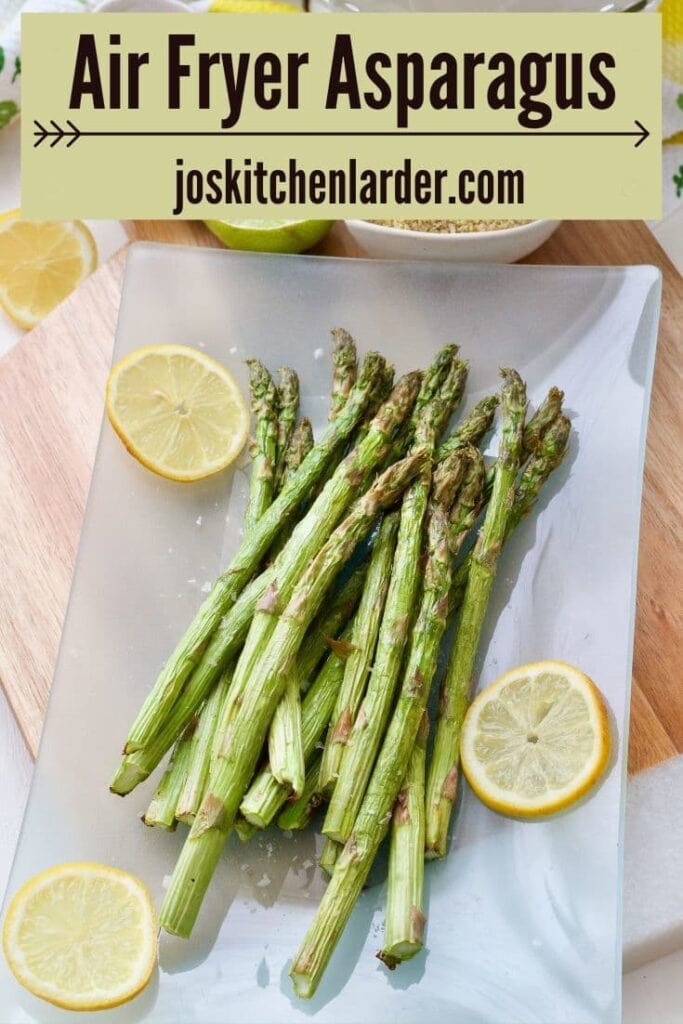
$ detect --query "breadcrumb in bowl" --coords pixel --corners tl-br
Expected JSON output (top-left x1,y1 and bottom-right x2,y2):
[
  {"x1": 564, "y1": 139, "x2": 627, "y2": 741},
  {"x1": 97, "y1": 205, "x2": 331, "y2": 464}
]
[
  {"x1": 373, "y1": 219, "x2": 529, "y2": 233},
  {"x1": 344, "y1": 218, "x2": 562, "y2": 263}
]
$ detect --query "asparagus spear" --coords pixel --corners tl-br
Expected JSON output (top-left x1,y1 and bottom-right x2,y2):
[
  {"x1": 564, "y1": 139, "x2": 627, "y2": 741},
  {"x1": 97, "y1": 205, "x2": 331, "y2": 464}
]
[
  {"x1": 209, "y1": 373, "x2": 423, "y2": 778},
  {"x1": 269, "y1": 418, "x2": 316, "y2": 559},
  {"x1": 318, "y1": 512, "x2": 399, "y2": 794},
  {"x1": 159, "y1": 448, "x2": 429, "y2": 939},
  {"x1": 167, "y1": 379, "x2": 291, "y2": 823},
  {"x1": 276, "y1": 758, "x2": 324, "y2": 831},
  {"x1": 266, "y1": 518, "x2": 363, "y2": 800},
  {"x1": 273, "y1": 367, "x2": 300, "y2": 492},
  {"x1": 434, "y1": 412, "x2": 572, "y2": 837},
  {"x1": 435, "y1": 394, "x2": 499, "y2": 462},
  {"x1": 135, "y1": 378, "x2": 289, "y2": 805},
  {"x1": 269, "y1": 670, "x2": 306, "y2": 797},
  {"x1": 240, "y1": 623, "x2": 353, "y2": 829},
  {"x1": 110, "y1": 572, "x2": 263, "y2": 796},
  {"x1": 318, "y1": 837, "x2": 341, "y2": 878},
  {"x1": 343, "y1": 361, "x2": 395, "y2": 452},
  {"x1": 410, "y1": 344, "x2": 458, "y2": 427},
  {"x1": 142, "y1": 724, "x2": 195, "y2": 831},
  {"x1": 461, "y1": 403, "x2": 570, "y2": 580},
  {"x1": 522, "y1": 386, "x2": 564, "y2": 456},
  {"x1": 442, "y1": 385, "x2": 569, "y2": 619},
  {"x1": 121, "y1": 352, "x2": 386, "y2": 755},
  {"x1": 111, "y1": 562, "x2": 366, "y2": 799},
  {"x1": 512, "y1": 413, "x2": 571, "y2": 528},
  {"x1": 174, "y1": 671, "x2": 231, "y2": 825},
  {"x1": 378, "y1": 710, "x2": 429, "y2": 969},
  {"x1": 280, "y1": 418, "x2": 314, "y2": 489},
  {"x1": 430, "y1": 358, "x2": 468, "y2": 439},
  {"x1": 290, "y1": 452, "x2": 467, "y2": 998},
  {"x1": 296, "y1": 568, "x2": 365, "y2": 692},
  {"x1": 323, "y1": 448, "x2": 485, "y2": 844},
  {"x1": 424, "y1": 369, "x2": 527, "y2": 860},
  {"x1": 244, "y1": 360, "x2": 279, "y2": 535},
  {"x1": 215, "y1": 567, "x2": 364, "y2": 789},
  {"x1": 329, "y1": 329, "x2": 357, "y2": 419},
  {"x1": 148, "y1": 375, "x2": 295, "y2": 816},
  {"x1": 387, "y1": 345, "x2": 461, "y2": 461},
  {"x1": 272, "y1": 348, "x2": 458, "y2": 802},
  {"x1": 179, "y1": 372, "x2": 408, "y2": 773},
  {"x1": 320, "y1": 360, "x2": 481, "y2": 844},
  {"x1": 234, "y1": 818, "x2": 256, "y2": 843}
]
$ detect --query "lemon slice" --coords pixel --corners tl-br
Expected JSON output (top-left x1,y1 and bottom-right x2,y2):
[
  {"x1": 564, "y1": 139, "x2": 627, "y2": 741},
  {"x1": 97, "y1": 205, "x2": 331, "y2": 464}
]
[
  {"x1": 662, "y1": 0, "x2": 683, "y2": 84},
  {"x1": 209, "y1": 0, "x2": 301, "y2": 12},
  {"x1": 205, "y1": 218, "x2": 334, "y2": 254},
  {"x1": 2, "y1": 862, "x2": 157, "y2": 1011},
  {"x1": 0, "y1": 218, "x2": 97, "y2": 329},
  {"x1": 460, "y1": 660, "x2": 611, "y2": 818},
  {"x1": 106, "y1": 344, "x2": 249, "y2": 482}
]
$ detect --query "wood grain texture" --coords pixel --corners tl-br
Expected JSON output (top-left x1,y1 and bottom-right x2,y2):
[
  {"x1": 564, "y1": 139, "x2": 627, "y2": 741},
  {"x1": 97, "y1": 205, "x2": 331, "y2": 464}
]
[
  {"x1": 0, "y1": 253, "x2": 125, "y2": 755},
  {"x1": 0, "y1": 220, "x2": 680, "y2": 774}
]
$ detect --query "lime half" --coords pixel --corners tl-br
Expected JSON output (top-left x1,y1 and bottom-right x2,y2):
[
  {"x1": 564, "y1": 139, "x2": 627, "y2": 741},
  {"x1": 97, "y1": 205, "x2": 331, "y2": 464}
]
[{"x1": 205, "y1": 219, "x2": 334, "y2": 255}]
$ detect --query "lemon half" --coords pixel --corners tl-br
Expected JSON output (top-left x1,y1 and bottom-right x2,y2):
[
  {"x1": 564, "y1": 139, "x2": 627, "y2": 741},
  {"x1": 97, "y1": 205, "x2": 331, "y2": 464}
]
[
  {"x1": 106, "y1": 344, "x2": 249, "y2": 482},
  {"x1": 460, "y1": 660, "x2": 611, "y2": 818},
  {"x1": 0, "y1": 218, "x2": 97, "y2": 330},
  {"x1": 2, "y1": 863, "x2": 157, "y2": 1011}
]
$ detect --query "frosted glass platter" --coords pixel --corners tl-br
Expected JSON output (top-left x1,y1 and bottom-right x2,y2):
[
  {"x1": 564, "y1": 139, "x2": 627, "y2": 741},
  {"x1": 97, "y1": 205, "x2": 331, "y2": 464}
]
[{"x1": 0, "y1": 247, "x2": 661, "y2": 1024}]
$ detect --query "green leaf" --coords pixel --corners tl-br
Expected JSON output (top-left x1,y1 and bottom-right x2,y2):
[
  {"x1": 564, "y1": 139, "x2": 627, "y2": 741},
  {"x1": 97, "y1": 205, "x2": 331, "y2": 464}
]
[
  {"x1": 677, "y1": 94, "x2": 683, "y2": 112},
  {"x1": 0, "y1": 47, "x2": 5, "y2": 74},
  {"x1": 12, "y1": 56, "x2": 21, "y2": 84},
  {"x1": 674, "y1": 166, "x2": 683, "y2": 200},
  {"x1": 0, "y1": 100, "x2": 18, "y2": 129}
]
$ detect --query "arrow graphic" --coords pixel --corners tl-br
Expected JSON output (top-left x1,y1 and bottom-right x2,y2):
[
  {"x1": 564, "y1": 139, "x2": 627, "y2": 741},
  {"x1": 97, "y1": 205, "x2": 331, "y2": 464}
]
[
  {"x1": 33, "y1": 120, "x2": 82, "y2": 148},
  {"x1": 34, "y1": 119, "x2": 651, "y2": 149}
]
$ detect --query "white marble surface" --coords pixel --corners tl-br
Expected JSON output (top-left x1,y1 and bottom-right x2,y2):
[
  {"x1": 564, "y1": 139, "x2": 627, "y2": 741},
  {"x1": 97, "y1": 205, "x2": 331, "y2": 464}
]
[
  {"x1": 0, "y1": 688, "x2": 31, "y2": 899},
  {"x1": 623, "y1": 758, "x2": 683, "y2": 972}
]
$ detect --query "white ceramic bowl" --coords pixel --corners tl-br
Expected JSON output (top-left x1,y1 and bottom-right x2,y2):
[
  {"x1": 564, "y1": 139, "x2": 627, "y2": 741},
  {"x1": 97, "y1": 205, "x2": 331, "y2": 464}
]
[
  {"x1": 94, "y1": 0, "x2": 188, "y2": 12},
  {"x1": 344, "y1": 218, "x2": 561, "y2": 263}
]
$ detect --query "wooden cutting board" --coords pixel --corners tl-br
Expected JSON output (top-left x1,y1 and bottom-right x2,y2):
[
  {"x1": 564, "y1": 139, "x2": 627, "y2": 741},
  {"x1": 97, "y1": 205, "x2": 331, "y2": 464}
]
[{"x1": 0, "y1": 219, "x2": 681, "y2": 776}]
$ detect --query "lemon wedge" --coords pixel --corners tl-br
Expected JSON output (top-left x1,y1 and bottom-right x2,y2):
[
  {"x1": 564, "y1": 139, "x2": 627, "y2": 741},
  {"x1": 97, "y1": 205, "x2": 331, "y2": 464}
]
[
  {"x1": 0, "y1": 218, "x2": 97, "y2": 329},
  {"x1": 205, "y1": 218, "x2": 334, "y2": 254},
  {"x1": 2, "y1": 863, "x2": 157, "y2": 1011},
  {"x1": 460, "y1": 660, "x2": 611, "y2": 818},
  {"x1": 106, "y1": 344, "x2": 249, "y2": 482}
]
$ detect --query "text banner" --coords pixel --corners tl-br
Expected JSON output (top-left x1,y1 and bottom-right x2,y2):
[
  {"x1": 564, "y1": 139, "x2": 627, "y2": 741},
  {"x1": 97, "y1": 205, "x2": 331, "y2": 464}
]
[{"x1": 21, "y1": 13, "x2": 661, "y2": 219}]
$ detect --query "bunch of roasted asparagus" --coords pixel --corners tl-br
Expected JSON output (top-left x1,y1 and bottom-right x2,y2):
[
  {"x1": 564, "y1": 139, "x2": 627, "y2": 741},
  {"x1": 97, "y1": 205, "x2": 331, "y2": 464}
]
[{"x1": 111, "y1": 332, "x2": 570, "y2": 998}]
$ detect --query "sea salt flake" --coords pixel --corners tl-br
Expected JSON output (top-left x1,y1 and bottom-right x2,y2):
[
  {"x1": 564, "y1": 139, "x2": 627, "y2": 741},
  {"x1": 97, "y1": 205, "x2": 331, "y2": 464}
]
[
  {"x1": 313, "y1": 347, "x2": 324, "y2": 360},
  {"x1": 256, "y1": 874, "x2": 271, "y2": 888},
  {"x1": 201, "y1": 581, "x2": 211, "y2": 594},
  {"x1": 196, "y1": 516, "x2": 203, "y2": 526}
]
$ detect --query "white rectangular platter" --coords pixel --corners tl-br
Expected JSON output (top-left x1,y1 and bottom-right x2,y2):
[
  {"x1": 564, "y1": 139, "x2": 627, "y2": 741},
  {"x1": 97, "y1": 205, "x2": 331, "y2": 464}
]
[{"x1": 0, "y1": 246, "x2": 661, "y2": 1024}]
